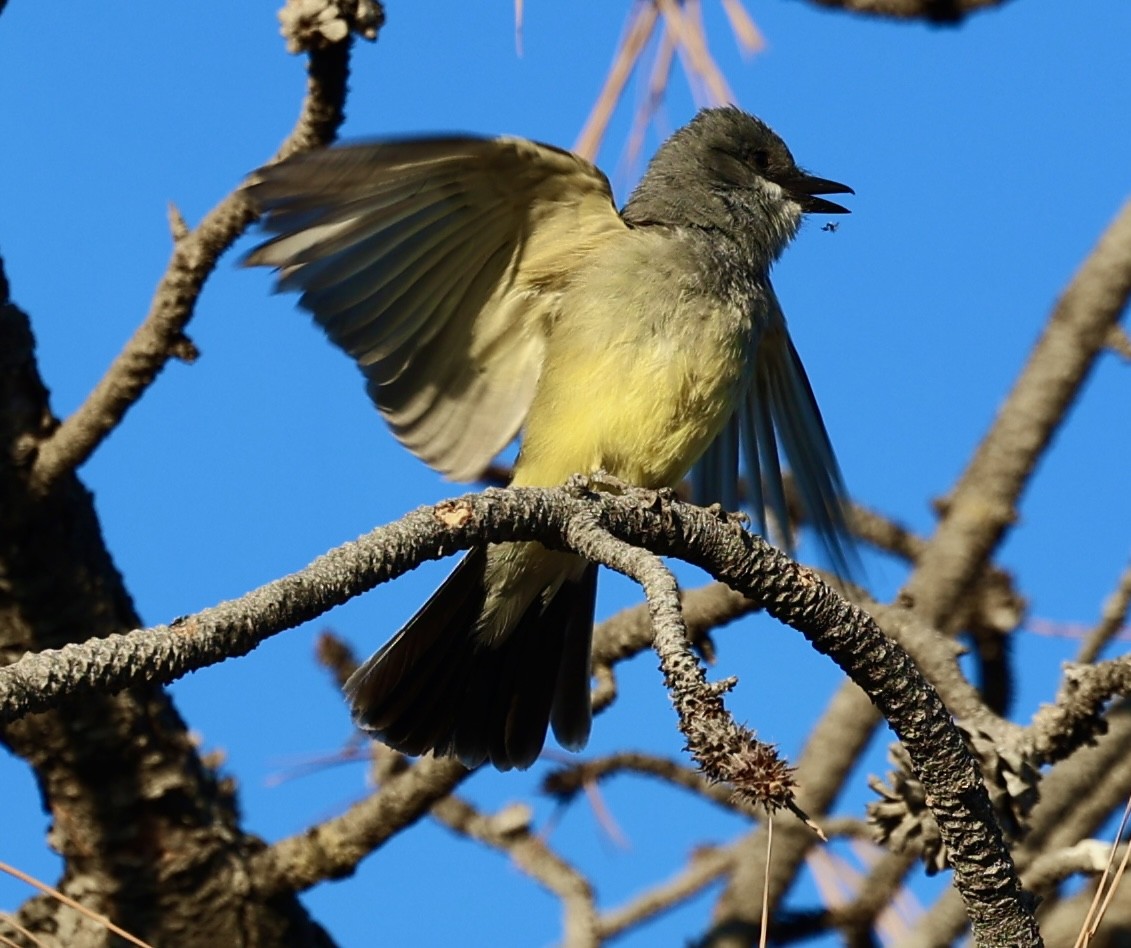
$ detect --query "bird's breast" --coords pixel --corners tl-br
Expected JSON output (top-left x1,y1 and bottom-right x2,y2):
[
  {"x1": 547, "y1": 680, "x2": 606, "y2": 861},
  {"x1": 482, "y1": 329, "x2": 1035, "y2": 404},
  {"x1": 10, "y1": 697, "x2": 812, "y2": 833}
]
[{"x1": 512, "y1": 229, "x2": 760, "y2": 489}]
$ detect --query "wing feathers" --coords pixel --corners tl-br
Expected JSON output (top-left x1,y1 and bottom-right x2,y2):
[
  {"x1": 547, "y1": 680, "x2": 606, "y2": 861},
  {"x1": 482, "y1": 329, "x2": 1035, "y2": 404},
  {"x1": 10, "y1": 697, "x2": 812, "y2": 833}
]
[
  {"x1": 738, "y1": 403, "x2": 767, "y2": 539},
  {"x1": 246, "y1": 136, "x2": 624, "y2": 481},
  {"x1": 313, "y1": 206, "x2": 504, "y2": 361},
  {"x1": 763, "y1": 336, "x2": 854, "y2": 574},
  {"x1": 692, "y1": 323, "x2": 853, "y2": 575},
  {"x1": 751, "y1": 374, "x2": 790, "y2": 550}
]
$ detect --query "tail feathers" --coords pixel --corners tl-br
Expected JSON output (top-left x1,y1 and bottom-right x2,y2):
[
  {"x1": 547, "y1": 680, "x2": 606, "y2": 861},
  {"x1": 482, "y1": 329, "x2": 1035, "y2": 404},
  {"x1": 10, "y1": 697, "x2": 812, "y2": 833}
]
[
  {"x1": 478, "y1": 562, "x2": 597, "y2": 767},
  {"x1": 345, "y1": 551, "x2": 598, "y2": 771},
  {"x1": 550, "y1": 564, "x2": 598, "y2": 750},
  {"x1": 346, "y1": 548, "x2": 489, "y2": 755}
]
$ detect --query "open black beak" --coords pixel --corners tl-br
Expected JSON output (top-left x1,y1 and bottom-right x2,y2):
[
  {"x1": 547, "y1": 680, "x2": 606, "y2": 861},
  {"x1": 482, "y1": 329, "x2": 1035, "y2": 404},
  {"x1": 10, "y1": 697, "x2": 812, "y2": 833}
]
[{"x1": 786, "y1": 172, "x2": 854, "y2": 215}]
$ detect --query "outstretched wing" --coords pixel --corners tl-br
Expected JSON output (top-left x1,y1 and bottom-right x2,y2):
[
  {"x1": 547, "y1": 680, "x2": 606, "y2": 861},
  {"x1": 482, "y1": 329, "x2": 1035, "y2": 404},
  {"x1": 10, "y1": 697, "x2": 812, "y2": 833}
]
[
  {"x1": 691, "y1": 291, "x2": 855, "y2": 576},
  {"x1": 245, "y1": 136, "x2": 626, "y2": 481}
]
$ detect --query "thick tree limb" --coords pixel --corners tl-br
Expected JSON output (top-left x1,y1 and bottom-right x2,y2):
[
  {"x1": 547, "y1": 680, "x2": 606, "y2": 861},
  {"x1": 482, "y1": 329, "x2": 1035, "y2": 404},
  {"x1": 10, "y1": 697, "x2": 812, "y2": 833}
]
[{"x1": 0, "y1": 485, "x2": 1039, "y2": 943}]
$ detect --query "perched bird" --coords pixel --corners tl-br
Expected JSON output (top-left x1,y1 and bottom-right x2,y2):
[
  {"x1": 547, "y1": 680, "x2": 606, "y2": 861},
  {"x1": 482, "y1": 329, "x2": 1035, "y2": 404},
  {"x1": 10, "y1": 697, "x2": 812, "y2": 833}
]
[{"x1": 246, "y1": 106, "x2": 854, "y2": 770}]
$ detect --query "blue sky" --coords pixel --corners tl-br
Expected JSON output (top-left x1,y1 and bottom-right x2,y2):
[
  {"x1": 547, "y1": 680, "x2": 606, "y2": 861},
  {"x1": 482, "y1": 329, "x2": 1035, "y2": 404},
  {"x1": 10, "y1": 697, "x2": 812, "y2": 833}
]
[{"x1": 2, "y1": 1, "x2": 1130, "y2": 944}]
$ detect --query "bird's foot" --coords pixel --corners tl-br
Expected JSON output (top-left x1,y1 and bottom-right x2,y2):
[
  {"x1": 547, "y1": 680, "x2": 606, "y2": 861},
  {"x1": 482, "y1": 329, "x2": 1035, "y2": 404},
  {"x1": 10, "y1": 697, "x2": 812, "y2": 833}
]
[
  {"x1": 705, "y1": 503, "x2": 750, "y2": 527},
  {"x1": 567, "y1": 469, "x2": 632, "y2": 496}
]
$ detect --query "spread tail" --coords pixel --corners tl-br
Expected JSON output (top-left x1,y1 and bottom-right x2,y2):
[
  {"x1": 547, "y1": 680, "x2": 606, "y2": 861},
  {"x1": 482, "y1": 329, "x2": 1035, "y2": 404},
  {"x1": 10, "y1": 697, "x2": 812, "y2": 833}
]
[{"x1": 345, "y1": 548, "x2": 598, "y2": 770}]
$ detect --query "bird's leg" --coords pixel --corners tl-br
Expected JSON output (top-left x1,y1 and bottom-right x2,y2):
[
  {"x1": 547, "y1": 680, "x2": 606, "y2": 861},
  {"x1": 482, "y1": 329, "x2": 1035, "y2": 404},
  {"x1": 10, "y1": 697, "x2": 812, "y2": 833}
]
[{"x1": 565, "y1": 470, "x2": 684, "y2": 516}]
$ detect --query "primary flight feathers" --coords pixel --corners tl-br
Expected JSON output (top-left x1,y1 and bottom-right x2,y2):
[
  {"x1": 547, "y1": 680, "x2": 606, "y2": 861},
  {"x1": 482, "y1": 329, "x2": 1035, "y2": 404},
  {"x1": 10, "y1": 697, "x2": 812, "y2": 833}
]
[{"x1": 247, "y1": 137, "x2": 625, "y2": 481}]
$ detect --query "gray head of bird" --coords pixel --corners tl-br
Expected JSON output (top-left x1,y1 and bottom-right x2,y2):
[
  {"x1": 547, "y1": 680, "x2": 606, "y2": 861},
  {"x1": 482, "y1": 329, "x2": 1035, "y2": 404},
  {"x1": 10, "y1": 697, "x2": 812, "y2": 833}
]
[{"x1": 622, "y1": 106, "x2": 853, "y2": 266}]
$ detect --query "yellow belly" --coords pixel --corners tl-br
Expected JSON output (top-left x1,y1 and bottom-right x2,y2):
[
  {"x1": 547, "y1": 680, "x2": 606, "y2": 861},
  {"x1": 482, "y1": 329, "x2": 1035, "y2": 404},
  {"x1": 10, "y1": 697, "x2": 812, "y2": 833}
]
[{"x1": 512, "y1": 320, "x2": 745, "y2": 490}]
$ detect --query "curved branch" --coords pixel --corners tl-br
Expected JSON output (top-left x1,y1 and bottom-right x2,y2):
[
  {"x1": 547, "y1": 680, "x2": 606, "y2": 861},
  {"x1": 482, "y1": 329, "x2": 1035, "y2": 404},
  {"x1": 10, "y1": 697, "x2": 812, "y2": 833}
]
[
  {"x1": 562, "y1": 503, "x2": 797, "y2": 813},
  {"x1": 713, "y1": 196, "x2": 1131, "y2": 941},
  {"x1": 250, "y1": 754, "x2": 468, "y2": 895},
  {"x1": 599, "y1": 844, "x2": 738, "y2": 938},
  {"x1": 431, "y1": 795, "x2": 599, "y2": 947},
  {"x1": 0, "y1": 485, "x2": 1038, "y2": 942},
  {"x1": 544, "y1": 751, "x2": 740, "y2": 812},
  {"x1": 1027, "y1": 658, "x2": 1131, "y2": 763}
]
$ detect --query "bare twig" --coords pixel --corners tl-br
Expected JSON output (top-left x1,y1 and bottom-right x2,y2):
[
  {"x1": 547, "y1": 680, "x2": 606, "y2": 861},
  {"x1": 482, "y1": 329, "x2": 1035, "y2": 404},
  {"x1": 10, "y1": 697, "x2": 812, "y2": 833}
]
[
  {"x1": 904, "y1": 198, "x2": 1131, "y2": 628},
  {"x1": 720, "y1": 0, "x2": 764, "y2": 54},
  {"x1": 432, "y1": 796, "x2": 599, "y2": 947},
  {"x1": 561, "y1": 499, "x2": 799, "y2": 814},
  {"x1": 621, "y1": 17, "x2": 677, "y2": 173},
  {"x1": 544, "y1": 751, "x2": 739, "y2": 811},
  {"x1": 1106, "y1": 323, "x2": 1131, "y2": 360},
  {"x1": 250, "y1": 754, "x2": 468, "y2": 896},
  {"x1": 0, "y1": 861, "x2": 153, "y2": 948},
  {"x1": 1077, "y1": 556, "x2": 1131, "y2": 663},
  {"x1": 28, "y1": 2, "x2": 379, "y2": 493},
  {"x1": 599, "y1": 844, "x2": 738, "y2": 938},
  {"x1": 1027, "y1": 657, "x2": 1131, "y2": 764},
  {"x1": 0, "y1": 911, "x2": 49, "y2": 948},
  {"x1": 655, "y1": 0, "x2": 734, "y2": 105},
  {"x1": 1073, "y1": 797, "x2": 1131, "y2": 947},
  {"x1": 575, "y1": 3, "x2": 660, "y2": 161}
]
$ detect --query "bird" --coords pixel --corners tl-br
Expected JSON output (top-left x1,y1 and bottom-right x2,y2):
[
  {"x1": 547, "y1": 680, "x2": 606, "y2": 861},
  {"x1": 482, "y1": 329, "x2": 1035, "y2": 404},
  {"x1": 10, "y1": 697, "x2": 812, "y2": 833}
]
[{"x1": 245, "y1": 106, "x2": 854, "y2": 771}]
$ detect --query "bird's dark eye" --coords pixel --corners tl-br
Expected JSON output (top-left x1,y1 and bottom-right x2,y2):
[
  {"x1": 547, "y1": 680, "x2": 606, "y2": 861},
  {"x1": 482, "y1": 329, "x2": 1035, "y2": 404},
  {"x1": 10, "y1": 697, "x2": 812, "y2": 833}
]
[{"x1": 751, "y1": 149, "x2": 770, "y2": 171}]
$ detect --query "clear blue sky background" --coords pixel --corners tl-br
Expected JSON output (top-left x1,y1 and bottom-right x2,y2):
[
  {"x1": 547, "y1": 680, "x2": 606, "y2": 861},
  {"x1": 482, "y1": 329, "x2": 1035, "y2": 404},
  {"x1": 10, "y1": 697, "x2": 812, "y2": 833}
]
[{"x1": 2, "y1": 1, "x2": 1130, "y2": 944}]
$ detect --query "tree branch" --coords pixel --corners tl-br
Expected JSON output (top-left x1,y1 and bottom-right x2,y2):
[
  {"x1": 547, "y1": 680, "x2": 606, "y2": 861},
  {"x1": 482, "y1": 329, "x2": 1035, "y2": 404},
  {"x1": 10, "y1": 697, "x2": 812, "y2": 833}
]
[
  {"x1": 431, "y1": 796, "x2": 599, "y2": 948},
  {"x1": 0, "y1": 485, "x2": 1039, "y2": 942},
  {"x1": 250, "y1": 754, "x2": 468, "y2": 895},
  {"x1": 904, "y1": 198, "x2": 1131, "y2": 626},
  {"x1": 28, "y1": 1, "x2": 381, "y2": 494}
]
